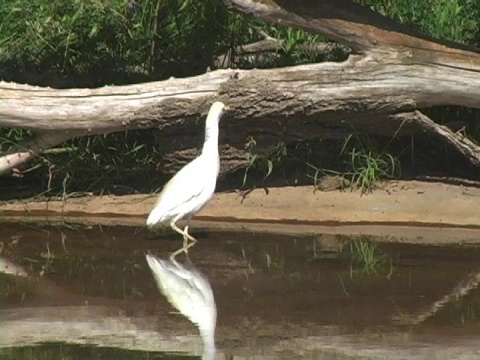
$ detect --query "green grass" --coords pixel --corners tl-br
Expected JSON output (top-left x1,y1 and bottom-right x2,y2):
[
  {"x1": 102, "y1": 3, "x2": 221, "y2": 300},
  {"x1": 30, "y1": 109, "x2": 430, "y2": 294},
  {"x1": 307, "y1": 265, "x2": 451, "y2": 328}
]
[
  {"x1": 0, "y1": 129, "x2": 169, "y2": 200},
  {"x1": 0, "y1": 0, "x2": 332, "y2": 86},
  {"x1": 341, "y1": 133, "x2": 401, "y2": 195},
  {"x1": 301, "y1": 132, "x2": 401, "y2": 195},
  {"x1": 357, "y1": 0, "x2": 479, "y2": 45}
]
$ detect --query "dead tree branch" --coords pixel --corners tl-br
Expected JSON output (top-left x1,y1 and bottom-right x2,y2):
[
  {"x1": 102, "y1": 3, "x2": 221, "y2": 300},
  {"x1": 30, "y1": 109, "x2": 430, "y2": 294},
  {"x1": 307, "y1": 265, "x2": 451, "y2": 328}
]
[{"x1": 0, "y1": 0, "x2": 479, "y2": 175}]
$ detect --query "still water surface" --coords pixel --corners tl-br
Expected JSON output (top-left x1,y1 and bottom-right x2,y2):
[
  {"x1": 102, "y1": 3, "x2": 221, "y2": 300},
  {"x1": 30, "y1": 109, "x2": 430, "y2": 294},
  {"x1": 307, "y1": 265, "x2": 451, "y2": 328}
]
[{"x1": 1, "y1": 222, "x2": 480, "y2": 359}]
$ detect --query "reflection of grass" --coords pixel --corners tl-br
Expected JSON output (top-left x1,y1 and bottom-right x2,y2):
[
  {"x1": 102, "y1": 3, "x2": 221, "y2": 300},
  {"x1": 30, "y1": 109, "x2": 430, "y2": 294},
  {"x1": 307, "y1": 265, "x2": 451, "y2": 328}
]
[
  {"x1": 240, "y1": 246, "x2": 301, "y2": 289},
  {"x1": 349, "y1": 238, "x2": 394, "y2": 278},
  {"x1": 263, "y1": 249, "x2": 301, "y2": 288}
]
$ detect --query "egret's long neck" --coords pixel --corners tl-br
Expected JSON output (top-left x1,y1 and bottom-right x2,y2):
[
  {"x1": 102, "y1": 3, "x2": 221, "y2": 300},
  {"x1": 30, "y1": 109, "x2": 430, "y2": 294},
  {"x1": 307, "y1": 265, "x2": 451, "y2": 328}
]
[
  {"x1": 201, "y1": 113, "x2": 220, "y2": 156},
  {"x1": 199, "y1": 322, "x2": 216, "y2": 360}
]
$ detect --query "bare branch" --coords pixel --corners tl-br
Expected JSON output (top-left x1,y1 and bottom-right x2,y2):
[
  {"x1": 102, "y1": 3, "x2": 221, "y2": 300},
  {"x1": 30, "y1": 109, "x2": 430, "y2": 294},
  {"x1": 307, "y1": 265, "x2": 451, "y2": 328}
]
[
  {"x1": 0, "y1": 130, "x2": 88, "y2": 175},
  {"x1": 412, "y1": 112, "x2": 480, "y2": 167},
  {"x1": 223, "y1": 0, "x2": 480, "y2": 63}
]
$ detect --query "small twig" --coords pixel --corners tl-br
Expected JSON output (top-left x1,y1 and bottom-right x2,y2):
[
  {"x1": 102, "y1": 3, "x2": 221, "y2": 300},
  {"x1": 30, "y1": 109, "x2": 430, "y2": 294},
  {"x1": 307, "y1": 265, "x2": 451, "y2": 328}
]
[
  {"x1": 0, "y1": 130, "x2": 89, "y2": 175},
  {"x1": 215, "y1": 26, "x2": 343, "y2": 68}
]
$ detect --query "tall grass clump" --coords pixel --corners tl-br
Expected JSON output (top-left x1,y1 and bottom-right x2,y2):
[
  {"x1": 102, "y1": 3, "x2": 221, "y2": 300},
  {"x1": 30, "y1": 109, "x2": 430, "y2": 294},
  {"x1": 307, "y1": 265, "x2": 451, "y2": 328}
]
[{"x1": 341, "y1": 133, "x2": 401, "y2": 195}]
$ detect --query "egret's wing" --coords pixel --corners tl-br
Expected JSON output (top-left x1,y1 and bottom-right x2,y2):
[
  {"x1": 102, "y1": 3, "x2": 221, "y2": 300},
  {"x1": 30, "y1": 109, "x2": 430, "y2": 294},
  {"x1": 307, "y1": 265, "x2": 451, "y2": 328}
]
[{"x1": 148, "y1": 157, "x2": 211, "y2": 223}]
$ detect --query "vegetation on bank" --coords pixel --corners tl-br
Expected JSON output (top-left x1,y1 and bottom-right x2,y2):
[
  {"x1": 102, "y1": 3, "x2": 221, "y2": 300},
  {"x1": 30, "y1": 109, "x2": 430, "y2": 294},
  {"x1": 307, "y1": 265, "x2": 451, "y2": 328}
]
[{"x1": 0, "y1": 0, "x2": 479, "y2": 199}]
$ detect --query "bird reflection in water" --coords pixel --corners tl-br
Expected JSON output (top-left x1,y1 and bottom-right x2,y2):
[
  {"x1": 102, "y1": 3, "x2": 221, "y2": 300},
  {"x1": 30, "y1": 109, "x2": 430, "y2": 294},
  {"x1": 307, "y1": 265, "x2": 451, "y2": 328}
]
[{"x1": 146, "y1": 253, "x2": 217, "y2": 360}]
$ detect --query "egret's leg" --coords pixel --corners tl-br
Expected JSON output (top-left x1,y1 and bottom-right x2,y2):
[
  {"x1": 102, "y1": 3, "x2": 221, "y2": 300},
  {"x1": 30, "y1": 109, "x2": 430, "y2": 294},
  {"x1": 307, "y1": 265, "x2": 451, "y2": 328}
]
[
  {"x1": 176, "y1": 217, "x2": 194, "y2": 249},
  {"x1": 182, "y1": 225, "x2": 189, "y2": 249},
  {"x1": 170, "y1": 221, "x2": 187, "y2": 239},
  {"x1": 169, "y1": 218, "x2": 198, "y2": 261},
  {"x1": 169, "y1": 218, "x2": 188, "y2": 261},
  {"x1": 183, "y1": 217, "x2": 196, "y2": 244},
  {"x1": 183, "y1": 223, "x2": 197, "y2": 248},
  {"x1": 172, "y1": 226, "x2": 198, "y2": 256}
]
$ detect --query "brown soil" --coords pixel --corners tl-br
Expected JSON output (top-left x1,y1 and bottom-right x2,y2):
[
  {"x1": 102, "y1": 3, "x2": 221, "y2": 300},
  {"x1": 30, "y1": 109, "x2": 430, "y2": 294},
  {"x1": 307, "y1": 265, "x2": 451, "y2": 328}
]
[{"x1": 1, "y1": 180, "x2": 479, "y2": 244}]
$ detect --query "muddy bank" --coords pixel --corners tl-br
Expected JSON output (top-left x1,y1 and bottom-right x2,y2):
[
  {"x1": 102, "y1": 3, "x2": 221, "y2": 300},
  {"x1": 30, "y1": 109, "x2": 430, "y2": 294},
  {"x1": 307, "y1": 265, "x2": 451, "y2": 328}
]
[{"x1": 0, "y1": 181, "x2": 479, "y2": 244}]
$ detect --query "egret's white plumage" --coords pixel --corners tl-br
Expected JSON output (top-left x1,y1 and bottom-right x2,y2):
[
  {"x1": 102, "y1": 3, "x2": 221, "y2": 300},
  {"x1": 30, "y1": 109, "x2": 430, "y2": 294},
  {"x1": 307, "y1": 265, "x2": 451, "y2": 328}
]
[
  {"x1": 146, "y1": 253, "x2": 216, "y2": 360},
  {"x1": 147, "y1": 101, "x2": 227, "y2": 260}
]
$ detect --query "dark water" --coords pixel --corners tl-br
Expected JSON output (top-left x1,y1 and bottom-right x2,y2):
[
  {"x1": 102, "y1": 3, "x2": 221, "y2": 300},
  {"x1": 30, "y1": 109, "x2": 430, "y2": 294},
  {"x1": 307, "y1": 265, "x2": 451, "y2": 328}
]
[{"x1": 1, "y1": 222, "x2": 480, "y2": 359}]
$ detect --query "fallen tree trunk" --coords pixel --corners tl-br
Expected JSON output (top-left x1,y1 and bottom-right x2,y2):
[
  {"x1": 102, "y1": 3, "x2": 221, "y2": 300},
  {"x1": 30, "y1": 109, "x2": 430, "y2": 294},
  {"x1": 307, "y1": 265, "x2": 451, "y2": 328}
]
[{"x1": 0, "y1": 0, "x2": 479, "y2": 176}]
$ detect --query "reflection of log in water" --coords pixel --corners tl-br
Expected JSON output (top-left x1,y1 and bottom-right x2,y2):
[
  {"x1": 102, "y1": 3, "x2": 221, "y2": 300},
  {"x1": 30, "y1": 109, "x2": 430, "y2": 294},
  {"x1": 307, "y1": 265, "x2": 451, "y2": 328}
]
[
  {"x1": 0, "y1": 255, "x2": 84, "y2": 303},
  {"x1": 393, "y1": 269, "x2": 480, "y2": 325}
]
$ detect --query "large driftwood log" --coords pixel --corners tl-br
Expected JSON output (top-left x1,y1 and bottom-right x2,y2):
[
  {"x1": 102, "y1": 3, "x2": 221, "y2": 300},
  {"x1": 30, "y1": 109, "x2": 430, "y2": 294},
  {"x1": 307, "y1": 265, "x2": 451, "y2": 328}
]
[{"x1": 0, "y1": 0, "x2": 479, "y2": 176}]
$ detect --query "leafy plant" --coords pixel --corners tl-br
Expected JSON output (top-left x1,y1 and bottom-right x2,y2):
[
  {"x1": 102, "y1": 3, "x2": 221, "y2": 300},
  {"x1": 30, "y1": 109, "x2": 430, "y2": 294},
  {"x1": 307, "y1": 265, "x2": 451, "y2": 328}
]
[
  {"x1": 241, "y1": 140, "x2": 288, "y2": 188},
  {"x1": 341, "y1": 133, "x2": 401, "y2": 195}
]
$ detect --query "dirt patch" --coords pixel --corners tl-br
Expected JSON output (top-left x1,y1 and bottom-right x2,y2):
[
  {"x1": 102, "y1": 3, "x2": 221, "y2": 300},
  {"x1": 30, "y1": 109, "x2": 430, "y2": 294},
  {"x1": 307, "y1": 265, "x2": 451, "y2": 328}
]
[{"x1": 1, "y1": 180, "x2": 479, "y2": 244}]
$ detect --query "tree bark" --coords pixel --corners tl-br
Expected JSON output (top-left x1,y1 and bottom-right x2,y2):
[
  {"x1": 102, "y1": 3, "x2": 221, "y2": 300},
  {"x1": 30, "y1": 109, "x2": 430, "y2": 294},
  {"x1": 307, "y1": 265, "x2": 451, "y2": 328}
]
[{"x1": 0, "y1": 0, "x2": 479, "y2": 175}]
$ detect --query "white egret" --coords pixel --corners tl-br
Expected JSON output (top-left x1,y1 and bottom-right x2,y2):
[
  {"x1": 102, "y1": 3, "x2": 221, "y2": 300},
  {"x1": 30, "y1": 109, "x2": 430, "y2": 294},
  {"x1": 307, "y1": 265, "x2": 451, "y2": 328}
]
[
  {"x1": 146, "y1": 253, "x2": 217, "y2": 360},
  {"x1": 146, "y1": 102, "x2": 228, "y2": 260}
]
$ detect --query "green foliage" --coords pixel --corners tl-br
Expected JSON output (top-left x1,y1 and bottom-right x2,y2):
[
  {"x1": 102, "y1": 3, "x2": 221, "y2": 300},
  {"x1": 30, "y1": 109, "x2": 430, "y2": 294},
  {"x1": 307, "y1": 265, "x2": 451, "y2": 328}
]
[
  {"x1": 0, "y1": 0, "x2": 228, "y2": 86},
  {"x1": 1, "y1": 0, "x2": 475, "y2": 86},
  {"x1": 341, "y1": 133, "x2": 401, "y2": 195},
  {"x1": 299, "y1": 131, "x2": 401, "y2": 195},
  {"x1": 0, "y1": 129, "x2": 167, "y2": 199},
  {"x1": 242, "y1": 140, "x2": 288, "y2": 188},
  {"x1": 0, "y1": 128, "x2": 32, "y2": 152},
  {"x1": 0, "y1": 0, "x2": 478, "y2": 197},
  {"x1": 0, "y1": 1, "x2": 128, "y2": 84},
  {"x1": 47, "y1": 130, "x2": 165, "y2": 194},
  {"x1": 357, "y1": 0, "x2": 479, "y2": 44}
]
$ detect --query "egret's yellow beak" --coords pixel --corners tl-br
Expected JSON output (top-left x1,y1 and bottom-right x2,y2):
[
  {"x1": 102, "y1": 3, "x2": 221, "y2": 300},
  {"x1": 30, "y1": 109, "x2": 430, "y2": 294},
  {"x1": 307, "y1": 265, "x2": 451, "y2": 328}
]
[{"x1": 224, "y1": 105, "x2": 231, "y2": 111}]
